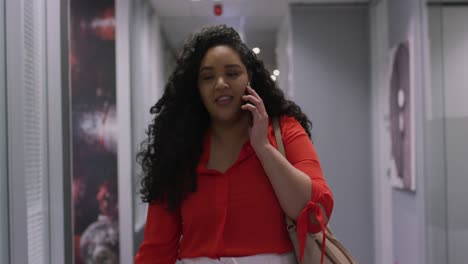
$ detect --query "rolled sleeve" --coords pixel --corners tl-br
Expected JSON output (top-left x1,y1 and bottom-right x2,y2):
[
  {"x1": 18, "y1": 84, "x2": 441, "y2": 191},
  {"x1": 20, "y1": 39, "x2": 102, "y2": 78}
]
[
  {"x1": 135, "y1": 202, "x2": 182, "y2": 264},
  {"x1": 280, "y1": 116, "x2": 334, "y2": 233}
]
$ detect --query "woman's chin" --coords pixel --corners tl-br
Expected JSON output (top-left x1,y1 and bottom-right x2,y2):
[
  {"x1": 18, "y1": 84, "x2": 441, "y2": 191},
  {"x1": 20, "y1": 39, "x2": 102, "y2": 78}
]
[{"x1": 211, "y1": 110, "x2": 244, "y2": 124}]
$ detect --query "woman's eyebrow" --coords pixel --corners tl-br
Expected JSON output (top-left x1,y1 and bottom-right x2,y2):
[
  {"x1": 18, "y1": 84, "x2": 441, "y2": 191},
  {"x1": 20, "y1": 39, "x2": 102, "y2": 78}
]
[
  {"x1": 199, "y1": 66, "x2": 214, "y2": 73},
  {"x1": 200, "y1": 64, "x2": 242, "y2": 73},
  {"x1": 224, "y1": 64, "x2": 241, "y2": 69}
]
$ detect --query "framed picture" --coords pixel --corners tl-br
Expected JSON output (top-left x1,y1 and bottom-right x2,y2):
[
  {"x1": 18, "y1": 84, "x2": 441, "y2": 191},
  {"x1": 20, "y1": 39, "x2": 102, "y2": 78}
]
[
  {"x1": 385, "y1": 37, "x2": 416, "y2": 192},
  {"x1": 70, "y1": 1, "x2": 120, "y2": 263}
]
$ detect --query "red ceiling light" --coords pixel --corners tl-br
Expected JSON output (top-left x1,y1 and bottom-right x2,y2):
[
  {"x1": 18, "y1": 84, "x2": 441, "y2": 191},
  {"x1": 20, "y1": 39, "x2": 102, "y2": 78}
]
[{"x1": 214, "y1": 4, "x2": 222, "y2": 16}]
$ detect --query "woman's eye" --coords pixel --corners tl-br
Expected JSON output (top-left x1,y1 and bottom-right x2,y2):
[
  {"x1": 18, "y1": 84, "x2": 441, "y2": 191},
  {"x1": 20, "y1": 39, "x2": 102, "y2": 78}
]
[
  {"x1": 201, "y1": 72, "x2": 239, "y2": 81},
  {"x1": 202, "y1": 76, "x2": 213, "y2": 81}
]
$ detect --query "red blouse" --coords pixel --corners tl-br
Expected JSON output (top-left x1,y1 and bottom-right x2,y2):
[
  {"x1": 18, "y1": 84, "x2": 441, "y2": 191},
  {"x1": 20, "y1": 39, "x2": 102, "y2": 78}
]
[{"x1": 135, "y1": 115, "x2": 334, "y2": 264}]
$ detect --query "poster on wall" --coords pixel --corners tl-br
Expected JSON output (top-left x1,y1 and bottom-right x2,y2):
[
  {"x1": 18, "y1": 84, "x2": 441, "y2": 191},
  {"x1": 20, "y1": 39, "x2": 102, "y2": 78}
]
[
  {"x1": 385, "y1": 38, "x2": 416, "y2": 192},
  {"x1": 69, "y1": 0, "x2": 119, "y2": 263}
]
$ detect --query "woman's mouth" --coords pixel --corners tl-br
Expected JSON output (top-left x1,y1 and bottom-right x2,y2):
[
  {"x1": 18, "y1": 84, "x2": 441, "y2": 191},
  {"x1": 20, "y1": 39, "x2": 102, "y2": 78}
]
[{"x1": 215, "y1": 95, "x2": 233, "y2": 105}]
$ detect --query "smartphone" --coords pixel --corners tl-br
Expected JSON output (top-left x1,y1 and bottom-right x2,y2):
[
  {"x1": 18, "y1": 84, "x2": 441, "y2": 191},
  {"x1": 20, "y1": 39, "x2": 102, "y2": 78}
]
[{"x1": 243, "y1": 81, "x2": 253, "y2": 126}]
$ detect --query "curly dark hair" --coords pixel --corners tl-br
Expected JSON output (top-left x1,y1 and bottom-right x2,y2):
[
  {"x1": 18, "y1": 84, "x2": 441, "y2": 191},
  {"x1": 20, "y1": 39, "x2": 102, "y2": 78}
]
[{"x1": 137, "y1": 24, "x2": 313, "y2": 211}]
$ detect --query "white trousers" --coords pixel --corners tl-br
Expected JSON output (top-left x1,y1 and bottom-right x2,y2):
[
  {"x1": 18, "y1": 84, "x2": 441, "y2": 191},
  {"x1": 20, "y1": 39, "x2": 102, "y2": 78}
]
[{"x1": 179, "y1": 251, "x2": 297, "y2": 264}]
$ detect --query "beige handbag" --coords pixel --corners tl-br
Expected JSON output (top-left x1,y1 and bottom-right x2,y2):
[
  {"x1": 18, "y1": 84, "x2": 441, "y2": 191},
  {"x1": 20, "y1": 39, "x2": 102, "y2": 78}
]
[{"x1": 272, "y1": 118, "x2": 357, "y2": 264}]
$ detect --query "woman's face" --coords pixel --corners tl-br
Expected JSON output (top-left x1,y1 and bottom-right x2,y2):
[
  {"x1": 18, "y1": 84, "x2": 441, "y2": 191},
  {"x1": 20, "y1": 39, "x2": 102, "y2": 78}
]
[{"x1": 198, "y1": 45, "x2": 249, "y2": 123}]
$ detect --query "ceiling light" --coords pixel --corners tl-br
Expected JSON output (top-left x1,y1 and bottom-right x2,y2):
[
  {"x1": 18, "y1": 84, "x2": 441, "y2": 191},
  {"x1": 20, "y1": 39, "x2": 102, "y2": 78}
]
[
  {"x1": 252, "y1": 47, "x2": 260, "y2": 54},
  {"x1": 271, "y1": 75, "x2": 276, "y2": 81},
  {"x1": 273, "y1": 70, "x2": 280, "y2": 76}
]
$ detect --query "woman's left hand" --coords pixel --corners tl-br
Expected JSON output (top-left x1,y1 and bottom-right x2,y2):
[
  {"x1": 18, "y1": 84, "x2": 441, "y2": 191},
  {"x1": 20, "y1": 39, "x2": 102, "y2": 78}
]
[{"x1": 241, "y1": 85, "x2": 270, "y2": 152}]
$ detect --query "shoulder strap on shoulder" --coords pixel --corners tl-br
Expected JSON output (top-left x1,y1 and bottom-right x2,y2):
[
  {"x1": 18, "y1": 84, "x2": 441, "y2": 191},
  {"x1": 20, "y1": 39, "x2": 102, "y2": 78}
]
[{"x1": 272, "y1": 117, "x2": 285, "y2": 157}]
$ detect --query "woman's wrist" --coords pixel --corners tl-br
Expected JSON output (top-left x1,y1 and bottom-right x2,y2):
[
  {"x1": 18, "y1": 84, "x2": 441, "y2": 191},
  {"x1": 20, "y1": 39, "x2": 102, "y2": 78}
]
[{"x1": 253, "y1": 142, "x2": 275, "y2": 160}]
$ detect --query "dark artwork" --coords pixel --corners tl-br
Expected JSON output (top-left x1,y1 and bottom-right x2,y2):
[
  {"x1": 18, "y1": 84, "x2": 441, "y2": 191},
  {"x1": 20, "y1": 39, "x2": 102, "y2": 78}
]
[
  {"x1": 389, "y1": 41, "x2": 413, "y2": 191},
  {"x1": 70, "y1": 0, "x2": 119, "y2": 263}
]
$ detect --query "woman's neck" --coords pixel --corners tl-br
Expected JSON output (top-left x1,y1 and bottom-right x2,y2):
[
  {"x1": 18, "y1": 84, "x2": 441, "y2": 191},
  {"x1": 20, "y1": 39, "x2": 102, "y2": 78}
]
[{"x1": 210, "y1": 113, "x2": 250, "y2": 146}]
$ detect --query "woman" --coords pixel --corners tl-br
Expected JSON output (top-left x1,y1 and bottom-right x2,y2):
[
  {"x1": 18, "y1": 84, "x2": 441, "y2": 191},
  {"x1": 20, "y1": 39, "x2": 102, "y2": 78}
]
[{"x1": 135, "y1": 24, "x2": 334, "y2": 264}]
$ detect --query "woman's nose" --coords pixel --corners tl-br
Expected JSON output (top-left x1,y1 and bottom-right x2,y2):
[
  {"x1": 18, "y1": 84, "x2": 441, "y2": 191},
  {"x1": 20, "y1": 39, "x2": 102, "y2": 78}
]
[{"x1": 214, "y1": 76, "x2": 228, "y2": 90}]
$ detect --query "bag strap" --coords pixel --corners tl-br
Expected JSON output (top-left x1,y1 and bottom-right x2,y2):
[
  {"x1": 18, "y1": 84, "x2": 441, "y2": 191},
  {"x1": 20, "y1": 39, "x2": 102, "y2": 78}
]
[
  {"x1": 272, "y1": 118, "x2": 293, "y2": 226},
  {"x1": 272, "y1": 118, "x2": 285, "y2": 156},
  {"x1": 271, "y1": 119, "x2": 290, "y2": 229}
]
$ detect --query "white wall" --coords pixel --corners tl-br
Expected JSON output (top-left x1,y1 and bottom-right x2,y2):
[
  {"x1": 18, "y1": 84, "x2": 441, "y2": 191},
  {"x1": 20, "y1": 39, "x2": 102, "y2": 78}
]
[
  {"x1": 116, "y1": 0, "x2": 135, "y2": 262},
  {"x1": 370, "y1": 0, "x2": 439, "y2": 263},
  {"x1": 289, "y1": 4, "x2": 373, "y2": 264},
  {"x1": 369, "y1": 1, "x2": 393, "y2": 263},
  {"x1": 0, "y1": 0, "x2": 9, "y2": 262},
  {"x1": 5, "y1": 0, "x2": 51, "y2": 262},
  {"x1": 426, "y1": 5, "x2": 449, "y2": 264},
  {"x1": 438, "y1": 7, "x2": 468, "y2": 263},
  {"x1": 130, "y1": 0, "x2": 170, "y2": 253},
  {"x1": 46, "y1": 0, "x2": 73, "y2": 262},
  {"x1": 2, "y1": 0, "x2": 75, "y2": 262},
  {"x1": 276, "y1": 11, "x2": 294, "y2": 98},
  {"x1": 386, "y1": 1, "x2": 428, "y2": 264}
]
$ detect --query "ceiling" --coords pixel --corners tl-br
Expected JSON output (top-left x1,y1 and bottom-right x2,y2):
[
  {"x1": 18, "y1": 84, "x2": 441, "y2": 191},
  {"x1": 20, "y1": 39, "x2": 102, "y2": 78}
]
[{"x1": 150, "y1": 0, "x2": 368, "y2": 71}]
